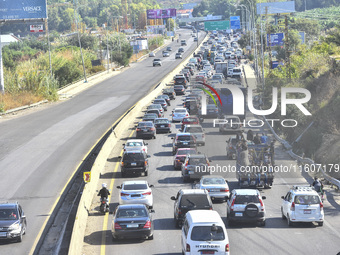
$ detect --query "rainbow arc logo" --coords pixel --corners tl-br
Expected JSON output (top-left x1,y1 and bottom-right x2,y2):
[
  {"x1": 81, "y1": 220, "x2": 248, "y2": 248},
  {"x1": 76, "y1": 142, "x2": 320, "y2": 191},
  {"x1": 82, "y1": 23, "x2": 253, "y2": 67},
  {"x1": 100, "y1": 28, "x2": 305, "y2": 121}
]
[{"x1": 197, "y1": 82, "x2": 222, "y2": 115}]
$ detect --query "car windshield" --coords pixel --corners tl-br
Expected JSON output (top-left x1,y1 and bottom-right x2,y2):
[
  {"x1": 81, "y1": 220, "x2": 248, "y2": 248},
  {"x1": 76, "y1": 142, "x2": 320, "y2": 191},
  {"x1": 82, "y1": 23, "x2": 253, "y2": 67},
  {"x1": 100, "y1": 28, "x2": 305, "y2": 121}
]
[
  {"x1": 202, "y1": 178, "x2": 225, "y2": 185},
  {"x1": 116, "y1": 208, "x2": 148, "y2": 218},
  {"x1": 186, "y1": 127, "x2": 203, "y2": 133},
  {"x1": 148, "y1": 104, "x2": 161, "y2": 109},
  {"x1": 233, "y1": 69, "x2": 241, "y2": 72},
  {"x1": 234, "y1": 195, "x2": 260, "y2": 204},
  {"x1": 123, "y1": 153, "x2": 145, "y2": 161},
  {"x1": 126, "y1": 141, "x2": 143, "y2": 147},
  {"x1": 189, "y1": 157, "x2": 207, "y2": 165},
  {"x1": 175, "y1": 109, "x2": 186, "y2": 113},
  {"x1": 144, "y1": 114, "x2": 157, "y2": 118},
  {"x1": 138, "y1": 122, "x2": 153, "y2": 127},
  {"x1": 155, "y1": 119, "x2": 168, "y2": 124},
  {"x1": 154, "y1": 100, "x2": 164, "y2": 104},
  {"x1": 123, "y1": 184, "x2": 148, "y2": 190},
  {"x1": 180, "y1": 195, "x2": 210, "y2": 208},
  {"x1": 294, "y1": 195, "x2": 320, "y2": 205},
  {"x1": 177, "y1": 135, "x2": 191, "y2": 141},
  {"x1": 191, "y1": 226, "x2": 225, "y2": 241},
  {"x1": 0, "y1": 209, "x2": 18, "y2": 220}
]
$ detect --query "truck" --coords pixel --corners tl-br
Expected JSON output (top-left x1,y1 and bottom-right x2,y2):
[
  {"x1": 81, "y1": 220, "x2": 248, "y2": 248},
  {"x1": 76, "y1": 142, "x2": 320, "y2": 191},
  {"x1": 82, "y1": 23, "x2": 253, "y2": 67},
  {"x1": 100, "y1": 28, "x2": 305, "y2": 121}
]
[
  {"x1": 236, "y1": 143, "x2": 274, "y2": 188},
  {"x1": 214, "y1": 62, "x2": 228, "y2": 77}
]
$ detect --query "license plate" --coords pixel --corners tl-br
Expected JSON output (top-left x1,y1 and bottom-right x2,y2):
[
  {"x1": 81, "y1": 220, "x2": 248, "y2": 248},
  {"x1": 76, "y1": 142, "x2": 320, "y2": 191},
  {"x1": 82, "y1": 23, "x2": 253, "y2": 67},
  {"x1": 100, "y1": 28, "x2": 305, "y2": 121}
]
[
  {"x1": 210, "y1": 189, "x2": 220, "y2": 192},
  {"x1": 201, "y1": 251, "x2": 214, "y2": 254},
  {"x1": 304, "y1": 209, "x2": 311, "y2": 214},
  {"x1": 131, "y1": 194, "x2": 141, "y2": 197},
  {"x1": 183, "y1": 142, "x2": 188, "y2": 145},
  {"x1": 161, "y1": 125, "x2": 165, "y2": 127},
  {"x1": 127, "y1": 224, "x2": 139, "y2": 228},
  {"x1": 0, "y1": 232, "x2": 7, "y2": 237},
  {"x1": 188, "y1": 171, "x2": 194, "y2": 174},
  {"x1": 131, "y1": 163, "x2": 137, "y2": 166},
  {"x1": 235, "y1": 212, "x2": 243, "y2": 217},
  {"x1": 142, "y1": 129, "x2": 147, "y2": 132}
]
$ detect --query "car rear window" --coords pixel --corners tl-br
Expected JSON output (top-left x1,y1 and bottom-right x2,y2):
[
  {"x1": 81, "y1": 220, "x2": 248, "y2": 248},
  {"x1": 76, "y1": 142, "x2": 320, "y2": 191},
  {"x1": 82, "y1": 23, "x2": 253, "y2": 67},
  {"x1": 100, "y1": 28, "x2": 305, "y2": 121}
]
[
  {"x1": 117, "y1": 208, "x2": 147, "y2": 218},
  {"x1": 186, "y1": 127, "x2": 203, "y2": 133},
  {"x1": 138, "y1": 122, "x2": 153, "y2": 127},
  {"x1": 233, "y1": 69, "x2": 241, "y2": 73},
  {"x1": 155, "y1": 119, "x2": 168, "y2": 124},
  {"x1": 188, "y1": 157, "x2": 207, "y2": 165},
  {"x1": 123, "y1": 153, "x2": 145, "y2": 161},
  {"x1": 154, "y1": 100, "x2": 164, "y2": 104},
  {"x1": 175, "y1": 109, "x2": 186, "y2": 113},
  {"x1": 126, "y1": 141, "x2": 143, "y2": 147},
  {"x1": 191, "y1": 226, "x2": 225, "y2": 241},
  {"x1": 174, "y1": 85, "x2": 184, "y2": 89},
  {"x1": 148, "y1": 104, "x2": 161, "y2": 109},
  {"x1": 177, "y1": 149, "x2": 196, "y2": 155},
  {"x1": 180, "y1": 194, "x2": 210, "y2": 208},
  {"x1": 177, "y1": 135, "x2": 191, "y2": 141},
  {"x1": 154, "y1": 59, "x2": 160, "y2": 61},
  {"x1": 183, "y1": 117, "x2": 198, "y2": 123},
  {"x1": 294, "y1": 195, "x2": 320, "y2": 205},
  {"x1": 175, "y1": 77, "x2": 185, "y2": 81},
  {"x1": 123, "y1": 183, "x2": 148, "y2": 190},
  {"x1": 202, "y1": 178, "x2": 225, "y2": 185},
  {"x1": 144, "y1": 114, "x2": 157, "y2": 118},
  {"x1": 234, "y1": 195, "x2": 260, "y2": 204}
]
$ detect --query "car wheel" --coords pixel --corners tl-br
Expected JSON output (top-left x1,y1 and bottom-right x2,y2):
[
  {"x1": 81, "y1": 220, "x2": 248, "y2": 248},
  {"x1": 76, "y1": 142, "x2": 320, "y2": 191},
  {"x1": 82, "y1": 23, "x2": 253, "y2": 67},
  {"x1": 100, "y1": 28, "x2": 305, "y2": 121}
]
[
  {"x1": 287, "y1": 214, "x2": 293, "y2": 227},
  {"x1": 175, "y1": 219, "x2": 181, "y2": 229},
  {"x1": 112, "y1": 235, "x2": 117, "y2": 242},
  {"x1": 121, "y1": 171, "x2": 126, "y2": 178},
  {"x1": 281, "y1": 207, "x2": 286, "y2": 219},
  {"x1": 17, "y1": 232, "x2": 23, "y2": 243},
  {"x1": 144, "y1": 171, "x2": 148, "y2": 176},
  {"x1": 153, "y1": 135, "x2": 156, "y2": 139},
  {"x1": 259, "y1": 220, "x2": 266, "y2": 227},
  {"x1": 148, "y1": 234, "x2": 154, "y2": 240},
  {"x1": 318, "y1": 222, "x2": 323, "y2": 227}
]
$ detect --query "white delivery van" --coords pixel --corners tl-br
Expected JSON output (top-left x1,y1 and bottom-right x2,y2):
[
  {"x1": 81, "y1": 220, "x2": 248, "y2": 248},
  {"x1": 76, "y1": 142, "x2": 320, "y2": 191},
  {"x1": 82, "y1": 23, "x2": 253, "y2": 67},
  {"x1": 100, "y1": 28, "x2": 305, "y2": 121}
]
[{"x1": 181, "y1": 210, "x2": 230, "y2": 255}]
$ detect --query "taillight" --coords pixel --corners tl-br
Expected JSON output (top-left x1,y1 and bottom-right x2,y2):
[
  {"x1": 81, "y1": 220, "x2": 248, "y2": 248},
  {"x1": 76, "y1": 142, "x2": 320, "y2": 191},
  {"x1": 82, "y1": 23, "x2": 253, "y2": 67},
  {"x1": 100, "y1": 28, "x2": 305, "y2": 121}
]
[
  {"x1": 202, "y1": 134, "x2": 205, "y2": 138},
  {"x1": 121, "y1": 162, "x2": 124, "y2": 166},
  {"x1": 159, "y1": 114, "x2": 161, "y2": 117},
  {"x1": 114, "y1": 222, "x2": 122, "y2": 229},
  {"x1": 168, "y1": 124, "x2": 171, "y2": 127},
  {"x1": 150, "y1": 127, "x2": 155, "y2": 131},
  {"x1": 143, "y1": 220, "x2": 151, "y2": 228},
  {"x1": 186, "y1": 243, "x2": 190, "y2": 252},
  {"x1": 230, "y1": 198, "x2": 235, "y2": 211},
  {"x1": 142, "y1": 191, "x2": 152, "y2": 196},
  {"x1": 320, "y1": 202, "x2": 324, "y2": 210},
  {"x1": 259, "y1": 197, "x2": 264, "y2": 211},
  {"x1": 177, "y1": 208, "x2": 182, "y2": 214},
  {"x1": 136, "y1": 128, "x2": 141, "y2": 131},
  {"x1": 291, "y1": 202, "x2": 295, "y2": 211},
  {"x1": 220, "y1": 189, "x2": 229, "y2": 192},
  {"x1": 225, "y1": 243, "x2": 230, "y2": 252},
  {"x1": 186, "y1": 114, "x2": 188, "y2": 116},
  {"x1": 172, "y1": 114, "x2": 175, "y2": 117},
  {"x1": 120, "y1": 192, "x2": 129, "y2": 196},
  {"x1": 229, "y1": 146, "x2": 233, "y2": 149},
  {"x1": 144, "y1": 160, "x2": 148, "y2": 166}
]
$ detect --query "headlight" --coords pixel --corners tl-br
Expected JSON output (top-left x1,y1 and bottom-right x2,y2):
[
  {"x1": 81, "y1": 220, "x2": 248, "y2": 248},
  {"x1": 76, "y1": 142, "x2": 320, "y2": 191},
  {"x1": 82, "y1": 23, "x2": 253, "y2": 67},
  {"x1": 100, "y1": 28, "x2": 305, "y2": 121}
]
[{"x1": 8, "y1": 222, "x2": 20, "y2": 231}]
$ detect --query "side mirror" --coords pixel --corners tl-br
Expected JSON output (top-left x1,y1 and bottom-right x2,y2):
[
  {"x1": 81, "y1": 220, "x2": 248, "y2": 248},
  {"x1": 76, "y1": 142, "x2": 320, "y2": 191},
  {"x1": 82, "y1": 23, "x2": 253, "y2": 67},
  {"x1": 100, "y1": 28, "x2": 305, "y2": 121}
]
[
  {"x1": 171, "y1": 137, "x2": 174, "y2": 139},
  {"x1": 281, "y1": 196, "x2": 285, "y2": 199},
  {"x1": 149, "y1": 184, "x2": 154, "y2": 188},
  {"x1": 118, "y1": 156, "x2": 122, "y2": 159},
  {"x1": 262, "y1": 196, "x2": 266, "y2": 200},
  {"x1": 171, "y1": 196, "x2": 176, "y2": 200},
  {"x1": 147, "y1": 155, "x2": 151, "y2": 158},
  {"x1": 116, "y1": 186, "x2": 121, "y2": 189},
  {"x1": 122, "y1": 143, "x2": 125, "y2": 146},
  {"x1": 21, "y1": 215, "x2": 26, "y2": 219},
  {"x1": 150, "y1": 209, "x2": 155, "y2": 213}
]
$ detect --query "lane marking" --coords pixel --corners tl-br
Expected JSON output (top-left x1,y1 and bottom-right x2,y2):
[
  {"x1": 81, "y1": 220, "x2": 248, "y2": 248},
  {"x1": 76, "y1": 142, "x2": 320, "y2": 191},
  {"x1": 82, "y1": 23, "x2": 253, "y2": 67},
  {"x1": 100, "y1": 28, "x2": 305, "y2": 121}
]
[{"x1": 100, "y1": 128, "x2": 135, "y2": 255}]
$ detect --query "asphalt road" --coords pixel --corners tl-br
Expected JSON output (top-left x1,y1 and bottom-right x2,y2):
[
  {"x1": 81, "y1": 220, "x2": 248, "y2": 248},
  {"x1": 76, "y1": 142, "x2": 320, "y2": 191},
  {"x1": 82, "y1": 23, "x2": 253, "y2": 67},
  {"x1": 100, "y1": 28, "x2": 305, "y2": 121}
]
[
  {"x1": 0, "y1": 28, "x2": 203, "y2": 254},
  {"x1": 83, "y1": 61, "x2": 340, "y2": 254}
]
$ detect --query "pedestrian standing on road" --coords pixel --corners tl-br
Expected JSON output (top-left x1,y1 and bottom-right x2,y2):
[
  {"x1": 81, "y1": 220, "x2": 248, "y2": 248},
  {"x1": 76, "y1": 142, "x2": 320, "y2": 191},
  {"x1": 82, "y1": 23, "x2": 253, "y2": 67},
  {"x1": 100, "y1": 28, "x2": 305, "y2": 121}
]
[
  {"x1": 253, "y1": 133, "x2": 261, "y2": 145},
  {"x1": 260, "y1": 133, "x2": 268, "y2": 144},
  {"x1": 247, "y1": 129, "x2": 254, "y2": 141}
]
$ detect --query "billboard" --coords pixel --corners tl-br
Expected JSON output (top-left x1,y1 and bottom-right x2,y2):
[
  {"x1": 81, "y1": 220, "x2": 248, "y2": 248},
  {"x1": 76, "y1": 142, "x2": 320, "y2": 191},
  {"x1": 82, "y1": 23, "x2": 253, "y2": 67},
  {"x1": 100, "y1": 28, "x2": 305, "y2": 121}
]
[
  {"x1": 0, "y1": 0, "x2": 47, "y2": 21},
  {"x1": 256, "y1": 1, "x2": 295, "y2": 15},
  {"x1": 204, "y1": 20, "x2": 230, "y2": 31},
  {"x1": 147, "y1": 9, "x2": 176, "y2": 19},
  {"x1": 30, "y1": 24, "x2": 43, "y2": 32},
  {"x1": 230, "y1": 16, "x2": 241, "y2": 30},
  {"x1": 267, "y1": 32, "x2": 284, "y2": 47}
]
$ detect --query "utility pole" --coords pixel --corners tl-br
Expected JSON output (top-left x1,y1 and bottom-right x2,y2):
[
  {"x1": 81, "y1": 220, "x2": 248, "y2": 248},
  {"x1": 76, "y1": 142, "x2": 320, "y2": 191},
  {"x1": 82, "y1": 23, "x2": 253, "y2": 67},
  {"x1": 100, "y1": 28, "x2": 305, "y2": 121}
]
[
  {"x1": 284, "y1": 15, "x2": 291, "y2": 81},
  {"x1": 0, "y1": 25, "x2": 4, "y2": 93}
]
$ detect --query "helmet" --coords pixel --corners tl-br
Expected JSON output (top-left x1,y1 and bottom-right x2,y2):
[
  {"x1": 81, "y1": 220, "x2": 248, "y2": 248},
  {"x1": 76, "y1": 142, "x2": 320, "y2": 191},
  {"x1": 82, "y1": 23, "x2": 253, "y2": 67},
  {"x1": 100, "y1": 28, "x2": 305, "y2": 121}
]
[{"x1": 102, "y1": 183, "x2": 107, "y2": 188}]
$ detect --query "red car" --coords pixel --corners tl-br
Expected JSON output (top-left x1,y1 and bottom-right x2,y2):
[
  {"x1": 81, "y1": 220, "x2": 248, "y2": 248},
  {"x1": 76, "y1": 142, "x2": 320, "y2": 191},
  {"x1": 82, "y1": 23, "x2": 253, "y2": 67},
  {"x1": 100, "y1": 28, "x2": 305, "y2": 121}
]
[
  {"x1": 173, "y1": 148, "x2": 197, "y2": 170},
  {"x1": 181, "y1": 116, "x2": 199, "y2": 131}
]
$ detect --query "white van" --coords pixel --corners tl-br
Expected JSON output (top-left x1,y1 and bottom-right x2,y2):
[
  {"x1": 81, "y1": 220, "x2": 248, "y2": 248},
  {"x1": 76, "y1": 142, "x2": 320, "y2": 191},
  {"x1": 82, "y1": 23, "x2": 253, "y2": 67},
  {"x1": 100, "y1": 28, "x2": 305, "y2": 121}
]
[{"x1": 181, "y1": 210, "x2": 230, "y2": 255}]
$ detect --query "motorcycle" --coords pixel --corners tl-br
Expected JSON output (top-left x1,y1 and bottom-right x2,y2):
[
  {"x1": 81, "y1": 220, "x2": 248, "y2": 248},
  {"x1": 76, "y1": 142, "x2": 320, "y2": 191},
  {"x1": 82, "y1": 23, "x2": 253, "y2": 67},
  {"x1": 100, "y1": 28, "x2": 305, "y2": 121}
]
[{"x1": 99, "y1": 197, "x2": 109, "y2": 213}]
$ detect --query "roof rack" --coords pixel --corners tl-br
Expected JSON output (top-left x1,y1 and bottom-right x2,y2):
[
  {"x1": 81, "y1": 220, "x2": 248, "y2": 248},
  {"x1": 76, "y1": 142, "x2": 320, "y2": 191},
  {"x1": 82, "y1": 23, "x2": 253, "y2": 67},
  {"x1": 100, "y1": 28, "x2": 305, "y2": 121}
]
[{"x1": 292, "y1": 185, "x2": 313, "y2": 191}]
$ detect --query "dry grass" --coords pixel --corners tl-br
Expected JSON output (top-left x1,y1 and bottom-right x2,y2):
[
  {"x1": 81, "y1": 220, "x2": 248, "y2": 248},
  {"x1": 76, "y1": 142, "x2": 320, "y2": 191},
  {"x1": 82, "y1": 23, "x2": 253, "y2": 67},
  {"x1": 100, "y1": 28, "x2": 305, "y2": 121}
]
[
  {"x1": 129, "y1": 50, "x2": 148, "y2": 63},
  {"x1": 0, "y1": 92, "x2": 44, "y2": 112}
]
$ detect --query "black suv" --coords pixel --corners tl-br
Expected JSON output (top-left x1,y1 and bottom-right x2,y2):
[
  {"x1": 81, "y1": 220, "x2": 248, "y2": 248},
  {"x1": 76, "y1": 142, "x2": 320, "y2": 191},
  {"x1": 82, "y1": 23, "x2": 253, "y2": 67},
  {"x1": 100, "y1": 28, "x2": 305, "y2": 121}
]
[
  {"x1": 171, "y1": 189, "x2": 213, "y2": 228},
  {"x1": 119, "y1": 150, "x2": 150, "y2": 177},
  {"x1": 0, "y1": 202, "x2": 27, "y2": 242}
]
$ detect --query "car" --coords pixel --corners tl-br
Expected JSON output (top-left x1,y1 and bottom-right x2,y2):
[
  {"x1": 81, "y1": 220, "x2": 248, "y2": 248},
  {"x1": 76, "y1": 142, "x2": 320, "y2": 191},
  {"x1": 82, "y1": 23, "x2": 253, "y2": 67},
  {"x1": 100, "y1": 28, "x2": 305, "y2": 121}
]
[
  {"x1": 112, "y1": 204, "x2": 154, "y2": 241},
  {"x1": 182, "y1": 124, "x2": 205, "y2": 146},
  {"x1": 154, "y1": 118, "x2": 171, "y2": 133},
  {"x1": 162, "y1": 88, "x2": 176, "y2": 100},
  {"x1": 175, "y1": 53, "x2": 182, "y2": 59},
  {"x1": 180, "y1": 70, "x2": 191, "y2": 82},
  {"x1": 227, "y1": 67, "x2": 234, "y2": 77},
  {"x1": 183, "y1": 100, "x2": 200, "y2": 116},
  {"x1": 173, "y1": 148, "x2": 197, "y2": 170},
  {"x1": 226, "y1": 137, "x2": 238, "y2": 159},
  {"x1": 181, "y1": 39, "x2": 187, "y2": 46},
  {"x1": 170, "y1": 189, "x2": 213, "y2": 228},
  {"x1": 166, "y1": 46, "x2": 172, "y2": 51},
  {"x1": 193, "y1": 37, "x2": 198, "y2": 42},
  {"x1": 143, "y1": 113, "x2": 158, "y2": 123},
  {"x1": 281, "y1": 185, "x2": 324, "y2": 227},
  {"x1": 117, "y1": 180, "x2": 154, "y2": 208},
  {"x1": 149, "y1": 51, "x2": 155, "y2": 57},
  {"x1": 147, "y1": 104, "x2": 164, "y2": 115},
  {"x1": 226, "y1": 189, "x2": 266, "y2": 226},
  {"x1": 218, "y1": 115, "x2": 243, "y2": 133},
  {"x1": 212, "y1": 74, "x2": 223, "y2": 84},
  {"x1": 173, "y1": 85, "x2": 185, "y2": 96},
  {"x1": 194, "y1": 175, "x2": 230, "y2": 201},
  {"x1": 146, "y1": 109, "x2": 162, "y2": 118},
  {"x1": 181, "y1": 154, "x2": 211, "y2": 182},
  {"x1": 178, "y1": 47, "x2": 184, "y2": 53},
  {"x1": 123, "y1": 139, "x2": 148, "y2": 153},
  {"x1": 180, "y1": 116, "x2": 200, "y2": 130},
  {"x1": 156, "y1": 94, "x2": 171, "y2": 106},
  {"x1": 195, "y1": 75, "x2": 206, "y2": 83},
  {"x1": 153, "y1": 58, "x2": 162, "y2": 66},
  {"x1": 183, "y1": 67, "x2": 194, "y2": 76},
  {"x1": 204, "y1": 104, "x2": 219, "y2": 118},
  {"x1": 172, "y1": 133, "x2": 197, "y2": 155},
  {"x1": 174, "y1": 75, "x2": 187, "y2": 86},
  {"x1": 232, "y1": 67, "x2": 242, "y2": 79},
  {"x1": 0, "y1": 202, "x2": 27, "y2": 242},
  {"x1": 119, "y1": 149, "x2": 150, "y2": 177},
  {"x1": 162, "y1": 51, "x2": 170, "y2": 57},
  {"x1": 136, "y1": 121, "x2": 156, "y2": 139},
  {"x1": 153, "y1": 99, "x2": 168, "y2": 111},
  {"x1": 189, "y1": 57, "x2": 198, "y2": 66},
  {"x1": 172, "y1": 107, "x2": 189, "y2": 122}
]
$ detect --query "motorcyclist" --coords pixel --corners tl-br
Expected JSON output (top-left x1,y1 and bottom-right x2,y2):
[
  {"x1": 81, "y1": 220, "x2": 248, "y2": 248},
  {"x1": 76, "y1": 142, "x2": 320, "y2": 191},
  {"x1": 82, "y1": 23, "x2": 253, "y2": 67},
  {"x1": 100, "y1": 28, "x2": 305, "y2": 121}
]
[
  {"x1": 98, "y1": 183, "x2": 110, "y2": 201},
  {"x1": 312, "y1": 177, "x2": 323, "y2": 193}
]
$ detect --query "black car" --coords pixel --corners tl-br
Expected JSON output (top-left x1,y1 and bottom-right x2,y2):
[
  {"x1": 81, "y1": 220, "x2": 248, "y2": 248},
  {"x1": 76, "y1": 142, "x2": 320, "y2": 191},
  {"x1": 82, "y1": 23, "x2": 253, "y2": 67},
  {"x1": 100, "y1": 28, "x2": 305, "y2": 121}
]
[
  {"x1": 166, "y1": 46, "x2": 172, "y2": 51},
  {"x1": 0, "y1": 202, "x2": 27, "y2": 242},
  {"x1": 154, "y1": 118, "x2": 171, "y2": 133},
  {"x1": 172, "y1": 133, "x2": 197, "y2": 155},
  {"x1": 119, "y1": 150, "x2": 150, "y2": 177},
  {"x1": 156, "y1": 94, "x2": 171, "y2": 106},
  {"x1": 136, "y1": 121, "x2": 156, "y2": 139},
  {"x1": 205, "y1": 104, "x2": 219, "y2": 118},
  {"x1": 174, "y1": 76, "x2": 187, "y2": 87},
  {"x1": 170, "y1": 189, "x2": 213, "y2": 228},
  {"x1": 146, "y1": 109, "x2": 162, "y2": 118},
  {"x1": 178, "y1": 47, "x2": 184, "y2": 53},
  {"x1": 153, "y1": 99, "x2": 168, "y2": 111},
  {"x1": 112, "y1": 204, "x2": 154, "y2": 240},
  {"x1": 174, "y1": 85, "x2": 185, "y2": 95},
  {"x1": 142, "y1": 113, "x2": 158, "y2": 123},
  {"x1": 162, "y1": 88, "x2": 176, "y2": 100}
]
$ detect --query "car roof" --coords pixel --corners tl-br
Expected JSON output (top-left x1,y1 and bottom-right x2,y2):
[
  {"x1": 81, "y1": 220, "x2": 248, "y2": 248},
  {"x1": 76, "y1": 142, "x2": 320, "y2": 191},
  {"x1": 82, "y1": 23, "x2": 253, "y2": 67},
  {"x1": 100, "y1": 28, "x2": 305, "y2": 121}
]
[
  {"x1": 176, "y1": 132, "x2": 191, "y2": 137},
  {"x1": 155, "y1": 118, "x2": 169, "y2": 121},
  {"x1": 123, "y1": 149, "x2": 144, "y2": 154},
  {"x1": 180, "y1": 189, "x2": 208, "y2": 195},
  {"x1": 117, "y1": 204, "x2": 148, "y2": 209},
  {"x1": 290, "y1": 186, "x2": 318, "y2": 195},
  {"x1": 123, "y1": 180, "x2": 148, "y2": 185},
  {"x1": 126, "y1": 139, "x2": 144, "y2": 143},
  {"x1": 0, "y1": 203, "x2": 18, "y2": 209},
  {"x1": 184, "y1": 124, "x2": 202, "y2": 128},
  {"x1": 186, "y1": 210, "x2": 223, "y2": 224},
  {"x1": 201, "y1": 175, "x2": 224, "y2": 179},
  {"x1": 174, "y1": 107, "x2": 187, "y2": 111},
  {"x1": 233, "y1": 189, "x2": 259, "y2": 196},
  {"x1": 138, "y1": 121, "x2": 154, "y2": 124},
  {"x1": 187, "y1": 154, "x2": 207, "y2": 158}
]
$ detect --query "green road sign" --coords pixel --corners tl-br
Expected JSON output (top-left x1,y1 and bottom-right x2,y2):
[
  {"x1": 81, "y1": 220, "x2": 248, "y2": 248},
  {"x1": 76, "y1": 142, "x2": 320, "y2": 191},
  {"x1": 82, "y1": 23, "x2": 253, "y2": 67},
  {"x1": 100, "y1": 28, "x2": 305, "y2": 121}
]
[{"x1": 204, "y1": 20, "x2": 230, "y2": 31}]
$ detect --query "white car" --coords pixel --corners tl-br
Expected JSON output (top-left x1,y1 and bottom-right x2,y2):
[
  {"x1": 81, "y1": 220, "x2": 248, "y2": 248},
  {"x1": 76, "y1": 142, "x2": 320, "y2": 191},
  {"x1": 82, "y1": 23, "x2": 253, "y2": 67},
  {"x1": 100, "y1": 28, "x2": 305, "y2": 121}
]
[
  {"x1": 117, "y1": 180, "x2": 154, "y2": 208},
  {"x1": 281, "y1": 185, "x2": 324, "y2": 226},
  {"x1": 123, "y1": 139, "x2": 148, "y2": 153},
  {"x1": 194, "y1": 175, "x2": 230, "y2": 201},
  {"x1": 172, "y1": 108, "x2": 189, "y2": 122}
]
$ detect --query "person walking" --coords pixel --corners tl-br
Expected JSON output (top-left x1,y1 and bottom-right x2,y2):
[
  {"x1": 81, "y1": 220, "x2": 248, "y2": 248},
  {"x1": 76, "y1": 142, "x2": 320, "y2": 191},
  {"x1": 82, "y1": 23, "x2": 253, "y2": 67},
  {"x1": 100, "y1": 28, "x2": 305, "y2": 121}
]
[
  {"x1": 247, "y1": 129, "x2": 254, "y2": 141},
  {"x1": 260, "y1": 133, "x2": 268, "y2": 144},
  {"x1": 253, "y1": 133, "x2": 261, "y2": 145}
]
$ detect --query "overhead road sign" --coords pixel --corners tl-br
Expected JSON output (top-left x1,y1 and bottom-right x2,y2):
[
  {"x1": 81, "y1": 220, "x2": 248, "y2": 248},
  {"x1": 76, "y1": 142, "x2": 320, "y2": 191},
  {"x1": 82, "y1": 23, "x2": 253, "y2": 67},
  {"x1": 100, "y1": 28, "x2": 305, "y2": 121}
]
[
  {"x1": 256, "y1": 1, "x2": 295, "y2": 15},
  {"x1": 267, "y1": 32, "x2": 285, "y2": 46},
  {"x1": 230, "y1": 16, "x2": 241, "y2": 30},
  {"x1": 0, "y1": 0, "x2": 47, "y2": 21},
  {"x1": 204, "y1": 20, "x2": 230, "y2": 31}
]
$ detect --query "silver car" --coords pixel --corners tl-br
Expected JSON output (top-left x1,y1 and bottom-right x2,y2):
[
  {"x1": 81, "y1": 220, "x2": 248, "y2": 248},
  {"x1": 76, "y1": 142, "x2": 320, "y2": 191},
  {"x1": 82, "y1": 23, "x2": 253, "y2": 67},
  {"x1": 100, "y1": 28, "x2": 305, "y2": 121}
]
[
  {"x1": 182, "y1": 124, "x2": 205, "y2": 146},
  {"x1": 194, "y1": 175, "x2": 230, "y2": 201},
  {"x1": 117, "y1": 180, "x2": 154, "y2": 208}
]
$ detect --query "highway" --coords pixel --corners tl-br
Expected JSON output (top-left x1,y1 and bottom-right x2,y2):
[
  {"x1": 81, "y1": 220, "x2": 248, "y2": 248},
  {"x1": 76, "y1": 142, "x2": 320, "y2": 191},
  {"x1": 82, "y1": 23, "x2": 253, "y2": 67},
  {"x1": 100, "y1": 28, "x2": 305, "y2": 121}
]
[
  {"x1": 82, "y1": 55, "x2": 340, "y2": 254},
  {"x1": 0, "y1": 29, "x2": 203, "y2": 254}
]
